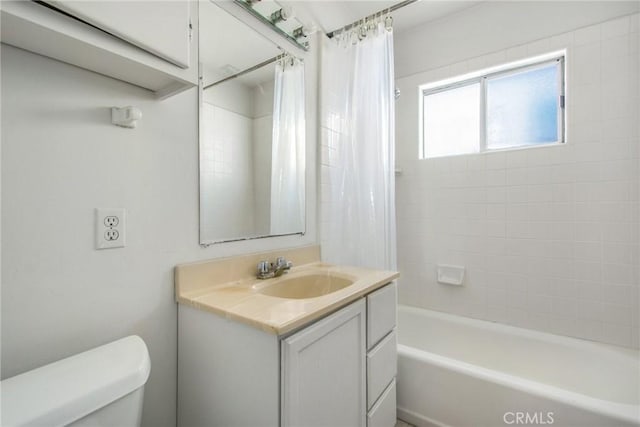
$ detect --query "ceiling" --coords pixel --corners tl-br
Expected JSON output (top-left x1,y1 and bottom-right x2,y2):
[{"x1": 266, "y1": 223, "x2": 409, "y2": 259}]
[
  {"x1": 200, "y1": 0, "x2": 483, "y2": 87},
  {"x1": 281, "y1": 1, "x2": 483, "y2": 35}
]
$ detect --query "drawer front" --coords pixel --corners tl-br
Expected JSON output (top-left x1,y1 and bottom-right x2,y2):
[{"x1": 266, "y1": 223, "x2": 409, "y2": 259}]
[
  {"x1": 367, "y1": 329, "x2": 397, "y2": 410},
  {"x1": 367, "y1": 282, "x2": 397, "y2": 349},
  {"x1": 367, "y1": 379, "x2": 396, "y2": 427}
]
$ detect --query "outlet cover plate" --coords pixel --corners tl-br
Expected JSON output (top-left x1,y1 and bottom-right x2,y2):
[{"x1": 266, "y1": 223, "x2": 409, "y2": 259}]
[{"x1": 96, "y1": 208, "x2": 126, "y2": 249}]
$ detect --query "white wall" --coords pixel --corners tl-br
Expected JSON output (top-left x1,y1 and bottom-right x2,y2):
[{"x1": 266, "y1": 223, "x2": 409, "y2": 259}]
[
  {"x1": 252, "y1": 78, "x2": 275, "y2": 118},
  {"x1": 1, "y1": 36, "x2": 318, "y2": 427},
  {"x1": 395, "y1": 1, "x2": 640, "y2": 78},
  {"x1": 203, "y1": 77, "x2": 253, "y2": 116},
  {"x1": 395, "y1": 6, "x2": 639, "y2": 348}
]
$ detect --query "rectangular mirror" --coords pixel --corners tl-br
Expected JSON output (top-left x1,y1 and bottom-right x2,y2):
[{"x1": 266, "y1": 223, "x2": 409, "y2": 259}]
[{"x1": 199, "y1": 0, "x2": 306, "y2": 245}]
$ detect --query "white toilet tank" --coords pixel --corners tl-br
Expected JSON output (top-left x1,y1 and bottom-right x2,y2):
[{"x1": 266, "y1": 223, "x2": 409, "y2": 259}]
[{"x1": 1, "y1": 335, "x2": 151, "y2": 427}]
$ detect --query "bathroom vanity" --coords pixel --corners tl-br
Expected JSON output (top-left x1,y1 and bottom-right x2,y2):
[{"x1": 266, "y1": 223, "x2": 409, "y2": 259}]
[{"x1": 175, "y1": 246, "x2": 399, "y2": 427}]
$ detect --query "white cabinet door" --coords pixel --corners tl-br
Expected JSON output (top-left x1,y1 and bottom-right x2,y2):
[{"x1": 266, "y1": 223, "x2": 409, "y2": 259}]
[
  {"x1": 282, "y1": 299, "x2": 367, "y2": 427},
  {"x1": 47, "y1": 1, "x2": 191, "y2": 68}
]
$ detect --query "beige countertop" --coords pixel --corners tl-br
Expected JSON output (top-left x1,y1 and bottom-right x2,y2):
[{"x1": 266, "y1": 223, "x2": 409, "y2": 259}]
[{"x1": 175, "y1": 250, "x2": 398, "y2": 335}]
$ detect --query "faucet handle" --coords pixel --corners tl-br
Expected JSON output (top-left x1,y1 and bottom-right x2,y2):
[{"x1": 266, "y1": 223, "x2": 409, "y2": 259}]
[
  {"x1": 257, "y1": 260, "x2": 271, "y2": 275},
  {"x1": 276, "y1": 257, "x2": 292, "y2": 268}
]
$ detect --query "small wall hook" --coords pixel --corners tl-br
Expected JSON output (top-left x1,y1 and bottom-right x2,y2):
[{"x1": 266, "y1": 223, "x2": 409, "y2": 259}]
[{"x1": 111, "y1": 106, "x2": 142, "y2": 129}]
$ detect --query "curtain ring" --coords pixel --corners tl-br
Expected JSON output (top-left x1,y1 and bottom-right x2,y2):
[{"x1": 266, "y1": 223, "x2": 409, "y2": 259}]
[
  {"x1": 384, "y1": 12, "x2": 393, "y2": 31},
  {"x1": 358, "y1": 19, "x2": 367, "y2": 40},
  {"x1": 367, "y1": 16, "x2": 376, "y2": 32}
]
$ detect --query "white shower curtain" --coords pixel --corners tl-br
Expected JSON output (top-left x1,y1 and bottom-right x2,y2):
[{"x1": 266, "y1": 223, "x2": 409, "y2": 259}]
[
  {"x1": 271, "y1": 56, "x2": 306, "y2": 235},
  {"x1": 322, "y1": 22, "x2": 397, "y2": 270}
]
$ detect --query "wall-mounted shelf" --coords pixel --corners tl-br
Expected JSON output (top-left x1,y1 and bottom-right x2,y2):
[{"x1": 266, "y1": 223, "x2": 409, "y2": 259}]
[{"x1": 1, "y1": 1, "x2": 198, "y2": 99}]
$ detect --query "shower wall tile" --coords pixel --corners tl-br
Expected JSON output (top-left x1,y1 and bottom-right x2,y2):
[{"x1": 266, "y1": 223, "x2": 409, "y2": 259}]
[{"x1": 393, "y1": 13, "x2": 640, "y2": 348}]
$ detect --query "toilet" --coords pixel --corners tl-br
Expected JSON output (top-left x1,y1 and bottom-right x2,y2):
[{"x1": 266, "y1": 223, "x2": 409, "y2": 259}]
[{"x1": 1, "y1": 335, "x2": 150, "y2": 427}]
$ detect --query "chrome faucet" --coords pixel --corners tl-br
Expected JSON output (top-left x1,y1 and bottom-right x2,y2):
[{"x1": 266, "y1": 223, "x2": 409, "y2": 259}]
[
  {"x1": 257, "y1": 257, "x2": 293, "y2": 279},
  {"x1": 273, "y1": 257, "x2": 293, "y2": 277}
]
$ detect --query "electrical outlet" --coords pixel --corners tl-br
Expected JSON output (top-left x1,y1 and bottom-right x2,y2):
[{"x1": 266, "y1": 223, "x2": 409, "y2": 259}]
[
  {"x1": 96, "y1": 208, "x2": 126, "y2": 249},
  {"x1": 105, "y1": 229, "x2": 119, "y2": 241},
  {"x1": 104, "y1": 216, "x2": 119, "y2": 227}
]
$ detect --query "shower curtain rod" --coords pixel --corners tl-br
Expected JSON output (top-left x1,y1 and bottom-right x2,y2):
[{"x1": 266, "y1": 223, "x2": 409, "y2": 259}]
[
  {"x1": 326, "y1": 0, "x2": 419, "y2": 39},
  {"x1": 203, "y1": 54, "x2": 285, "y2": 90}
]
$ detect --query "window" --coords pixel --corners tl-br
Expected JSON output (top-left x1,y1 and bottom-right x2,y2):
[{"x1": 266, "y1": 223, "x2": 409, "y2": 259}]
[{"x1": 420, "y1": 54, "x2": 565, "y2": 159}]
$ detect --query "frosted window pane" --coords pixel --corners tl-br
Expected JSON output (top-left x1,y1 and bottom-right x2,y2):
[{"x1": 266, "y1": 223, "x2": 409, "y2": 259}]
[
  {"x1": 423, "y1": 83, "x2": 480, "y2": 158},
  {"x1": 486, "y1": 63, "x2": 559, "y2": 149}
]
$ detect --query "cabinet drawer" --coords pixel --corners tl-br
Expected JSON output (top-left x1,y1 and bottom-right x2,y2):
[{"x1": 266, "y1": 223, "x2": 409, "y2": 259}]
[
  {"x1": 367, "y1": 329, "x2": 396, "y2": 410},
  {"x1": 367, "y1": 379, "x2": 396, "y2": 427},
  {"x1": 367, "y1": 282, "x2": 397, "y2": 349}
]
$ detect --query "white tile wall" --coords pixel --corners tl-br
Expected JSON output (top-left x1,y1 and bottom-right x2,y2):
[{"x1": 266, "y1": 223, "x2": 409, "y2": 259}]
[
  {"x1": 201, "y1": 80, "x2": 276, "y2": 241},
  {"x1": 392, "y1": 13, "x2": 639, "y2": 348},
  {"x1": 200, "y1": 103, "x2": 256, "y2": 240}
]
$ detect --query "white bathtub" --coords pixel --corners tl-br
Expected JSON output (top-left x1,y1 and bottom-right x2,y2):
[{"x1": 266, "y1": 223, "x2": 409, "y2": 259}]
[{"x1": 397, "y1": 305, "x2": 640, "y2": 427}]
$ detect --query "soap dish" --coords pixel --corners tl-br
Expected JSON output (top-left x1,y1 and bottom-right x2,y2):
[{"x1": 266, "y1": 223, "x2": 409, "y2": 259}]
[{"x1": 437, "y1": 264, "x2": 465, "y2": 286}]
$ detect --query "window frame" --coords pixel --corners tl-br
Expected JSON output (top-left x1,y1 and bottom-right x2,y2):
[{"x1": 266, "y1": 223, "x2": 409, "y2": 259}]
[{"x1": 419, "y1": 52, "x2": 566, "y2": 159}]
